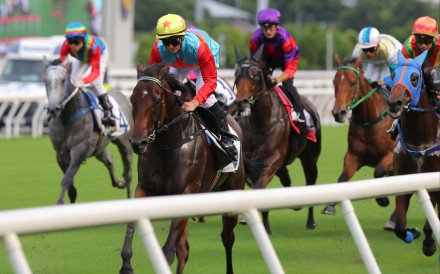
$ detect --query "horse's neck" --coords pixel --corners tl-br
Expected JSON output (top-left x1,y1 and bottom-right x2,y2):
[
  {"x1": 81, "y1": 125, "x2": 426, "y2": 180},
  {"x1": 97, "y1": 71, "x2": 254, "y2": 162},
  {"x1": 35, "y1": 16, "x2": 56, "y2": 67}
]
[
  {"x1": 352, "y1": 78, "x2": 387, "y2": 119},
  {"x1": 250, "y1": 91, "x2": 283, "y2": 124},
  {"x1": 400, "y1": 95, "x2": 440, "y2": 146},
  {"x1": 155, "y1": 101, "x2": 195, "y2": 145},
  {"x1": 60, "y1": 89, "x2": 83, "y2": 121}
]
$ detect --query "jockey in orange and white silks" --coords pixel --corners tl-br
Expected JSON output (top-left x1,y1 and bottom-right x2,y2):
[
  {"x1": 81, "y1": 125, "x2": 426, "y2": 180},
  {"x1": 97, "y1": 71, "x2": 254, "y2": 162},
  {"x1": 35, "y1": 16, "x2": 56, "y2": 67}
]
[
  {"x1": 352, "y1": 27, "x2": 402, "y2": 87},
  {"x1": 149, "y1": 14, "x2": 238, "y2": 159},
  {"x1": 60, "y1": 21, "x2": 115, "y2": 126}
]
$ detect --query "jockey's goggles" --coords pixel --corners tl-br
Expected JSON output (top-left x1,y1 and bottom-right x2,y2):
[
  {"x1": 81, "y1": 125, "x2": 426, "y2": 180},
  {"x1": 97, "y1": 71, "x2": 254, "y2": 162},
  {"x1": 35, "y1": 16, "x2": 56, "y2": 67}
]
[
  {"x1": 161, "y1": 36, "x2": 183, "y2": 47},
  {"x1": 260, "y1": 22, "x2": 278, "y2": 30},
  {"x1": 362, "y1": 46, "x2": 377, "y2": 53},
  {"x1": 415, "y1": 34, "x2": 434, "y2": 45},
  {"x1": 67, "y1": 37, "x2": 83, "y2": 45}
]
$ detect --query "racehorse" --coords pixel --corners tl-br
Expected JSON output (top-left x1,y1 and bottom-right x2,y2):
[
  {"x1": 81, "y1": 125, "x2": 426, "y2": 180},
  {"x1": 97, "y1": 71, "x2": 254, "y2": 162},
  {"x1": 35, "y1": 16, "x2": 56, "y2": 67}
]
[
  {"x1": 119, "y1": 62, "x2": 245, "y2": 274},
  {"x1": 44, "y1": 58, "x2": 133, "y2": 204},
  {"x1": 388, "y1": 50, "x2": 440, "y2": 256},
  {"x1": 233, "y1": 46, "x2": 321, "y2": 233},
  {"x1": 321, "y1": 55, "x2": 394, "y2": 216}
]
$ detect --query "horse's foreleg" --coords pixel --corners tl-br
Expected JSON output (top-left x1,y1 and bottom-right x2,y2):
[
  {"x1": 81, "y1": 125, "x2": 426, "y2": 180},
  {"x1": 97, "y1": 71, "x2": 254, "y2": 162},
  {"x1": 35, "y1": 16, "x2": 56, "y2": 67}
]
[
  {"x1": 422, "y1": 219, "x2": 436, "y2": 256},
  {"x1": 113, "y1": 137, "x2": 133, "y2": 193},
  {"x1": 119, "y1": 223, "x2": 135, "y2": 274},
  {"x1": 175, "y1": 222, "x2": 189, "y2": 274},
  {"x1": 163, "y1": 219, "x2": 188, "y2": 266},
  {"x1": 221, "y1": 214, "x2": 238, "y2": 274},
  {"x1": 95, "y1": 150, "x2": 124, "y2": 189},
  {"x1": 394, "y1": 194, "x2": 420, "y2": 243},
  {"x1": 322, "y1": 152, "x2": 359, "y2": 215}
]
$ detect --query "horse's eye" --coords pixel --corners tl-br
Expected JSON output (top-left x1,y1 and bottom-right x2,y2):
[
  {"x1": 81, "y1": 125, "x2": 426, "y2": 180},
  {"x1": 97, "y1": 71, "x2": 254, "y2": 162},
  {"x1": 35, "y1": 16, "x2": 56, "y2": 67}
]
[
  {"x1": 410, "y1": 72, "x2": 418, "y2": 87},
  {"x1": 152, "y1": 99, "x2": 161, "y2": 108},
  {"x1": 234, "y1": 68, "x2": 241, "y2": 78}
]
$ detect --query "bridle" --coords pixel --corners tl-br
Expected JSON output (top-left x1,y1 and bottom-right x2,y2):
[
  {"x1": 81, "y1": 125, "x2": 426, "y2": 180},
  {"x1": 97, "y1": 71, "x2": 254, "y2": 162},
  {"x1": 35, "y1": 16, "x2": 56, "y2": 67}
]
[
  {"x1": 234, "y1": 58, "x2": 267, "y2": 104},
  {"x1": 137, "y1": 75, "x2": 189, "y2": 142}
]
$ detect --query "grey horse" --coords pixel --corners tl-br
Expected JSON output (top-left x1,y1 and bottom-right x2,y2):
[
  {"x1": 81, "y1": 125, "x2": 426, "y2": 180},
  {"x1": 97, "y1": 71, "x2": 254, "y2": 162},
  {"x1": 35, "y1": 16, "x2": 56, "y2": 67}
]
[{"x1": 44, "y1": 58, "x2": 133, "y2": 204}]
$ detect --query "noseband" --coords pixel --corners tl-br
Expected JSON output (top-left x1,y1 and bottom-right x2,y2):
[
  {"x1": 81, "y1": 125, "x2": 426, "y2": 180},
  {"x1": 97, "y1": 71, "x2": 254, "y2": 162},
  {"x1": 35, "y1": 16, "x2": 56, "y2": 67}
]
[{"x1": 137, "y1": 75, "x2": 189, "y2": 142}]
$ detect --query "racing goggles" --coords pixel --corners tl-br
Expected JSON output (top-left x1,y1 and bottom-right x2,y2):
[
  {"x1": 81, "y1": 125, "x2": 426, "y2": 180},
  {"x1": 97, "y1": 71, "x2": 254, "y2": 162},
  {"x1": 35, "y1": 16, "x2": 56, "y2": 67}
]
[
  {"x1": 260, "y1": 22, "x2": 278, "y2": 30},
  {"x1": 67, "y1": 37, "x2": 83, "y2": 45},
  {"x1": 161, "y1": 36, "x2": 183, "y2": 47},
  {"x1": 362, "y1": 47, "x2": 377, "y2": 53},
  {"x1": 415, "y1": 35, "x2": 434, "y2": 45}
]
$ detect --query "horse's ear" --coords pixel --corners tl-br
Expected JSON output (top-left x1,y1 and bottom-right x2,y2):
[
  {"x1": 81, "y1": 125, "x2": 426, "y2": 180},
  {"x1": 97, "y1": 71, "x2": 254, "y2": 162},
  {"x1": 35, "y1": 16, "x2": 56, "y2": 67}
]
[
  {"x1": 158, "y1": 63, "x2": 169, "y2": 79},
  {"x1": 234, "y1": 47, "x2": 243, "y2": 62},
  {"x1": 43, "y1": 55, "x2": 50, "y2": 67},
  {"x1": 414, "y1": 50, "x2": 428, "y2": 68},
  {"x1": 354, "y1": 55, "x2": 363, "y2": 68},
  {"x1": 334, "y1": 54, "x2": 342, "y2": 67},
  {"x1": 252, "y1": 44, "x2": 264, "y2": 62},
  {"x1": 136, "y1": 61, "x2": 144, "y2": 79}
]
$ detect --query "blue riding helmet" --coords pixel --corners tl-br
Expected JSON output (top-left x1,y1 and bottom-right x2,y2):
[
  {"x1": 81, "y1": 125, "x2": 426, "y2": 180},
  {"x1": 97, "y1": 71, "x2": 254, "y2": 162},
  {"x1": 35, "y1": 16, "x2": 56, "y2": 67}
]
[{"x1": 257, "y1": 8, "x2": 281, "y2": 24}]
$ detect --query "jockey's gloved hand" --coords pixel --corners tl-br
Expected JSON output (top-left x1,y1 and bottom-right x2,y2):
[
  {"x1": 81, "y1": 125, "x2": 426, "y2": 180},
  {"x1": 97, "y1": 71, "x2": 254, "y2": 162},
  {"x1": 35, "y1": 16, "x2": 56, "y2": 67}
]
[
  {"x1": 371, "y1": 81, "x2": 381, "y2": 90},
  {"x1": 270, "y1": 78, "x2": 278, "y2": 87},
  {"x1": 71, "y1": 79, "x2": 85, "y2": 88}
]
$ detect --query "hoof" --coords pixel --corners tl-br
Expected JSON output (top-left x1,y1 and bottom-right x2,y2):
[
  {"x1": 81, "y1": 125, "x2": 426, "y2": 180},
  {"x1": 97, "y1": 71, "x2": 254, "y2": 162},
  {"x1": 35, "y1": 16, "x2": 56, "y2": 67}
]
[
  {"x1": 376, "y1": 197, "x2": 390, "y2": 207},
  {"x1": 307, "y1": 223, "x2": 316, "y2": 230},
  {"x1": 113, "y1": 180, "x2": 127, "y2": 189},
  {"x1": 292, "y1": 207, "x2": 303, "y2": 211},
  {"x1": 321, "y1": 205, "x2": 335, "y2": 215},
  {"x1": 383, "y1": 220, "x2": 396, "y2": 231},
  {"x1": 239, "y1": 218, "x2": 247, "y2": 225},
  {"x1": 422, "y1": 241, "x2": 436, "y2": 257}
]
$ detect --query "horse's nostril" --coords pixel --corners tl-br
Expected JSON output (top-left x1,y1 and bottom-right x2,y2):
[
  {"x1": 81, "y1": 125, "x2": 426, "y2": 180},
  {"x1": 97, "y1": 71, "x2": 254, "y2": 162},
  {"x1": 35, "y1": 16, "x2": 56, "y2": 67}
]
[{"x1": 395, "y1": 100, "x2": 403, "y2": 108}]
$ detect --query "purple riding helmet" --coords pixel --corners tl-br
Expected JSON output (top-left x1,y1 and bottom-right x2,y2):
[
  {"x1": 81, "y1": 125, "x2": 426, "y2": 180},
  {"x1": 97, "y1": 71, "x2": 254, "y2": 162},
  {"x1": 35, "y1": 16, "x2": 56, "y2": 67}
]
[{"x1": 257, "y1": 8, "x2": 281, "y2": 24}]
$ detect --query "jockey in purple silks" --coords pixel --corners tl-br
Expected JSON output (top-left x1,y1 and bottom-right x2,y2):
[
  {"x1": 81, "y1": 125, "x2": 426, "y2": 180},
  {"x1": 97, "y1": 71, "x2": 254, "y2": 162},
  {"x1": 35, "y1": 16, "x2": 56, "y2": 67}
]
[{"x1": 250, "y1": 8, "x2": 315, "y2": 141}]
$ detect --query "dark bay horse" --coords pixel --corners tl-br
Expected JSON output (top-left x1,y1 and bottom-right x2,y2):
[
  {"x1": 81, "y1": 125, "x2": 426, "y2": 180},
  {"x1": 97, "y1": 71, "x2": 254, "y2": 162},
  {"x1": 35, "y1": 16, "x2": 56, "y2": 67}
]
[
  {"x1": 44, "y1": 59, "x2": 133, "y2": 204},
  {"x1": 119, "y1": 63, "x2": 245, "y2": 274},
  {"x1": 388, "y1": 50, "x2": 440, "y2": 256},
  {"x1": 233, "y1": 46, "x2": 321, "y2": 233},
  {"x1": 321, "y1": 55, "x2": 394, "y2": 216}
]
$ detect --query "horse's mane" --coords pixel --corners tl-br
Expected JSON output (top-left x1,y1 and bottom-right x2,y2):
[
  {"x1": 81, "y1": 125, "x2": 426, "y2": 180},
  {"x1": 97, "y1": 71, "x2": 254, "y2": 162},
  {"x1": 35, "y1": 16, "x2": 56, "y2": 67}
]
[
  {"x1": 143, "y1": 63, "x2": 191, "y2": 93},
  {"x1": 342, "y1": 57, "x2": 358, "y2": 65},
  {"x1": 50, "y1": 58, "x2": 63, "y2": 66}
]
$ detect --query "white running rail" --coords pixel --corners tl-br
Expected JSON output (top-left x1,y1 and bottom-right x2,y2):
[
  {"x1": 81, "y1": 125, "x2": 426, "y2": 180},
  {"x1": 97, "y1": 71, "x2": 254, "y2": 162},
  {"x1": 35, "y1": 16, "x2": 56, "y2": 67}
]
[{"x1": 1, "y1": 172, "x2": 439, "y2": 274}]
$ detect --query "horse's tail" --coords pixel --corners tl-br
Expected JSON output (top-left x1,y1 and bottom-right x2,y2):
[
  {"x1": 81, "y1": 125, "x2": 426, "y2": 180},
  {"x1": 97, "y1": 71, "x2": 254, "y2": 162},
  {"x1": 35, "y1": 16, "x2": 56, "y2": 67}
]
[{"x1": 242, "y1": 152, "x2": 266, "y2": 187}]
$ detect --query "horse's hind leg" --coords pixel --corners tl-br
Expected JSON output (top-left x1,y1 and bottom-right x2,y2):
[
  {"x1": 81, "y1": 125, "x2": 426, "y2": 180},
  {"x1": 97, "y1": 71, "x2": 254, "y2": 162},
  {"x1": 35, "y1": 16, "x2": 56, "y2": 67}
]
[
  {"x1": 163, "y1": 219, "x2": 189, "y2": 266},
  {"x1": 300, "y1": 156, "x2": 318, "y2": 229},
  {"x1": 221, "y1": 214, "x2": 238, "y2": 274},
  {"x1": 175, "y1": 222, "x2": 189, "y2": 274},
  {"x1": 373, "y1": 163, "x2": 391, "y2": 207},
  {"x1": 95, "y1": 150, "x2": 125, "y2": 188},
  {"x1": 56, "y1": 149, "x2": 86, "y2": 204}
]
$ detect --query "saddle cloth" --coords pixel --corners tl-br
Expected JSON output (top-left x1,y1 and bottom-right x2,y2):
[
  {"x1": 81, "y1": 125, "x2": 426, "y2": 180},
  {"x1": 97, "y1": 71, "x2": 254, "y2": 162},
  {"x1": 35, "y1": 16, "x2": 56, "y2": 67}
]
[
  {"x1": 215, "y1": 77, "x2": 236, "y2": 106},
  {"x1": 272, "y1": 85, "x2": 316, "y2": 137},
  {"x1": 84, "y1": 91, "x2": 131, "y2": 137}
]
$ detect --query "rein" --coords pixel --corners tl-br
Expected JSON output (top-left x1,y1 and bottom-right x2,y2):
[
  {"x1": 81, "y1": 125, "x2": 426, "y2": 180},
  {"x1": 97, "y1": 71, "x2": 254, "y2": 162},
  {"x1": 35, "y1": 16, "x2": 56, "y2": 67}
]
[
  {"x1": 137, "y1": 75, "x2": 191, "y2": 143},
  {"x1": 337, "y1": 65, "x2": 390, "y2": 126}
]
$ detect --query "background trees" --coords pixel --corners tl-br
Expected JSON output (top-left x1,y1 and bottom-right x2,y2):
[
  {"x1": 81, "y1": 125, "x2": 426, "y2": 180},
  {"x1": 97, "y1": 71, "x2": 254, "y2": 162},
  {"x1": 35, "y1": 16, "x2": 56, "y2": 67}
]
[{"x1": 134, "y1": 0, "x2": 439, "y2": 69}]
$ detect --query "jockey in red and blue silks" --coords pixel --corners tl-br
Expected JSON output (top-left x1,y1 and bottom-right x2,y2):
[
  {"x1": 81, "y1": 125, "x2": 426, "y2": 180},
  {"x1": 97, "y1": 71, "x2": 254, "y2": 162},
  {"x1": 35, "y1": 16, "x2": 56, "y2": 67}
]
[
  {"x1": 149, "y1": 14, "x2": 238, "y2": 159},
  {"x1": 250, "y1": 8, "x2": 315, "y2": 142},
  {"x1": 402, "y1": 16, "x2": 440, "y2": 112},
  {"x1": 60, "y1": 21, "x2": 115, "y2": 126}
]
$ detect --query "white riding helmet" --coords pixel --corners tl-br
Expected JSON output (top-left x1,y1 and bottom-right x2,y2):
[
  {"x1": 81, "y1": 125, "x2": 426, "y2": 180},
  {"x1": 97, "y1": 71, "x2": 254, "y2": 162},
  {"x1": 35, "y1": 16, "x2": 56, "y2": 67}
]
[{"x1": 357, "y1": 27, "x2": 380, "y2": 49}]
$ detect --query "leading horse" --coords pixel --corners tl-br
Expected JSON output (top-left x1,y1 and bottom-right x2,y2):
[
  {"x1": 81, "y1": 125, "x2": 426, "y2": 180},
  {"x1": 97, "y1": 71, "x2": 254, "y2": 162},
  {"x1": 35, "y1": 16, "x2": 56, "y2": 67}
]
[
  {"x1": 233, "y1": 46, "x2": 321, "y2": 233},
  {"x1": 44, "y1": 58, "x2": 133, "y2": 204},
  {"x1": 388, "y1": 50, "x2": 440, "y2": 256},
  {"x1": 119, "y1": 63, "x2": 245, "y2": 274},
  {"x1": 321, "y1": 55, "x2": 394, "y2": 216}
]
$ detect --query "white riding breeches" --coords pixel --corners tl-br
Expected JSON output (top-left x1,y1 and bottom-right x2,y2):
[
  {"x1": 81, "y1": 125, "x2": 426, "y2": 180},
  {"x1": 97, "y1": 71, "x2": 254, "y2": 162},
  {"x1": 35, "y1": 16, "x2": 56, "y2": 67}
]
[{"x1": 169, "y1": 67, "x2": 217, "y2": 108}]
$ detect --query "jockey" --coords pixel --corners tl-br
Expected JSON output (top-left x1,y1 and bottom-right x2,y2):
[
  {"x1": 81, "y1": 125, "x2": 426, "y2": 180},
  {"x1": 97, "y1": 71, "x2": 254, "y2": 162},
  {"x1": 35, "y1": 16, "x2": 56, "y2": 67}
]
[
  {"x1": 149, "y1": 14, "x2": 238, "y2": 159},
  {"x1": 250, "y1": 7, "x2": 315, "y2": 141},
  {"x1": 352, "y1": 27, "x2": 402, "y2": 90},
  {"x1": 59, "y1": 22, "x2": 115, "y2": 127},
  {"x1": 401, "y1": 16, "x2": 440, "y2": 112}
]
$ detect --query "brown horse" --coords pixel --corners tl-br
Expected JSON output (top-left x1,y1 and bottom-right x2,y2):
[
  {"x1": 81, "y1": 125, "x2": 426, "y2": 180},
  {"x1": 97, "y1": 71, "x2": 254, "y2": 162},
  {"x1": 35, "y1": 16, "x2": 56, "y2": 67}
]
[
  {"x1": 388, "y1": 50, "x2": 440, "y2": 256},
  {"x1": 321, "y1": 55, "x2": 394, "y2": 216},
  {"x1": 233, "y1": 46, "x2": 321, "y2": 233},
  {"x1": 119, "y1": 63, "x2": 245, "y2": 274}
]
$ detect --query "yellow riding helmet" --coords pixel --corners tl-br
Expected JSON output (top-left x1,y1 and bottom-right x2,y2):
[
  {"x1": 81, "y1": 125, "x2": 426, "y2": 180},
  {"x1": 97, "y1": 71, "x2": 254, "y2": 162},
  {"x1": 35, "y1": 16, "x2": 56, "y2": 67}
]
[{"x1": 156, "y1": 14, "x2": 186, "y2": 39}]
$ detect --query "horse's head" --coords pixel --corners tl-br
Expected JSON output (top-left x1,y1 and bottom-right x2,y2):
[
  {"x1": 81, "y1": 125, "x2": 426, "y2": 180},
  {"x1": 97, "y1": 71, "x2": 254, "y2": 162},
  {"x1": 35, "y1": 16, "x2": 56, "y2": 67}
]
[
  {"x1": 388, "y1": 50, "x2": 427, "y2": 118},
  {"x1": 233, "y1": 45, "x2": 270, "y2": 114},
  {"x1": 44, "y1": 57, "x2": 69, "y2": 118},
  {"x1": 130, "y1": 62, "x2": 185, "y2": 155},
  {"x1": 332, "y1": 54, "x2": 364, "y2": 123}
]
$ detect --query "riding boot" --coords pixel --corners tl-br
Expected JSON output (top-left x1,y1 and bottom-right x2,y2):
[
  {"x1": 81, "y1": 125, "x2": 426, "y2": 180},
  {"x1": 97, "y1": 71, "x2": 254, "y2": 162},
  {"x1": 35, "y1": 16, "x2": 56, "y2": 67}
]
[
  {"x1": 208, "y1": 102, "x2": 238, "y2": 160},
  {"x1": 98, "y1": 93, "x2": 116, "y2": 127},
  {"x1": 283, "y1": 82, "x2": 309, "y2": 134},
  {"x1": 423, "y1": 67, "x2": 440, "y2": 114}
]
